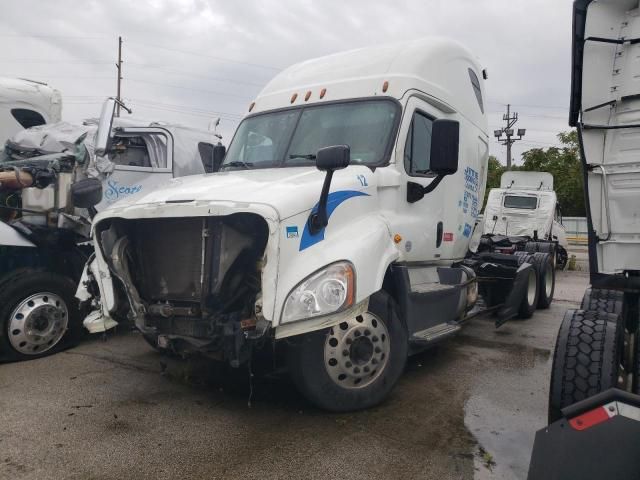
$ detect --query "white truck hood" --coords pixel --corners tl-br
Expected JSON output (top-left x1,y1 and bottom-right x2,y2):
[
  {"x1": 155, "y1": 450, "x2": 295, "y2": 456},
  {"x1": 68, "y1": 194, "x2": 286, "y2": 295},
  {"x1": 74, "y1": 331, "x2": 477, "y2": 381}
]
[{"x1": 97, "y1": 165, "x2": 372, "y2": 221}]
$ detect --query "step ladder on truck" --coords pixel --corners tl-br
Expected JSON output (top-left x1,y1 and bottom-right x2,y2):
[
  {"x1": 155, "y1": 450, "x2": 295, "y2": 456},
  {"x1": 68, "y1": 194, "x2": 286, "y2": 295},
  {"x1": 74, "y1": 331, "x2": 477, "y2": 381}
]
[
  {"x1": 83, "y1": 38, "x2": 556, "y2": 412},
  {"x1": 528, "y1": 1, "x2": 640, "y2": 478}
]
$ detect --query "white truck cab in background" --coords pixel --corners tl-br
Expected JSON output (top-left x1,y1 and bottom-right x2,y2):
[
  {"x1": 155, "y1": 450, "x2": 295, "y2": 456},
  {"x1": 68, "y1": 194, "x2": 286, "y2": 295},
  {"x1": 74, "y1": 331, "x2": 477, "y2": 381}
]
[
  {"x1": 87, "y1": 38, "x2": 550, "y2": 411},
  {"x1": 482, "y1": 171, "x2": 569, "y2": 269},
  {"x1": 0, "y1": 77, "x2": 61, "y2": 145}
]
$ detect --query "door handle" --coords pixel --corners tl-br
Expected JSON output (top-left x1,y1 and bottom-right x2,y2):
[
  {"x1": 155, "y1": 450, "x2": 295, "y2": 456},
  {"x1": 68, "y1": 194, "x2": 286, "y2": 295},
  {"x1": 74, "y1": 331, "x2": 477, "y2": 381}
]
[{"x1": 436, "y1": 221, "x2": 443, "y2": 248}]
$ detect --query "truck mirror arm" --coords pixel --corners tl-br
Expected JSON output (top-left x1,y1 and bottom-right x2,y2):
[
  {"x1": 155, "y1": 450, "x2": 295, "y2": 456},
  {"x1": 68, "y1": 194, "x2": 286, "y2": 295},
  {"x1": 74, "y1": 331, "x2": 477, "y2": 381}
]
[
  {"x1": 308, "y1": 169, "x2": 334, "y2": 234},
  {"x1": 406, "y1": 176, "x2": 445, "y2": 203}
]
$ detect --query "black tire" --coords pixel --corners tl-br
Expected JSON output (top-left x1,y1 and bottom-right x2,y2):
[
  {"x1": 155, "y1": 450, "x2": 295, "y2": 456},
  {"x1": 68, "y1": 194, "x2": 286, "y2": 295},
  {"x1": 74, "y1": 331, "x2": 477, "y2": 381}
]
[
  {"x1": 532, "y1": 252, "x2": 555, "y2": 309},
  {"x1": 517, "y1": 263, "x2": 539, "y2": 319},
  {"x1": 0, "y1": 271, "x2": 82, "y2": 362},
  {"x1": 287, "y1": 290, "x2": 408, "y2": 412},
  {"x1": 548, "y1": 309, "x2": 622, "y2": 423},
  {"x1": 556, "y1": 246, "x2": 568, "y2": 270},
  {"x1": 581, "y1": 288, "x2": 624, "y2": 317},
  {"x1": 514, "y1": 251, "x2": 531, "y2": 265},
  {"x1": 524, "y1": 241, "x2": 538, "y2": 253}
]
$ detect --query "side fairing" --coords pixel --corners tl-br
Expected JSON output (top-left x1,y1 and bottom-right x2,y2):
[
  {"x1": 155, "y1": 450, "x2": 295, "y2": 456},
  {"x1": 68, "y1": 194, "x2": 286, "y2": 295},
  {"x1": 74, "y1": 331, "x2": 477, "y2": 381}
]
[{"x1": 574, "y1": 0, "x2": 640, "y2": 275}]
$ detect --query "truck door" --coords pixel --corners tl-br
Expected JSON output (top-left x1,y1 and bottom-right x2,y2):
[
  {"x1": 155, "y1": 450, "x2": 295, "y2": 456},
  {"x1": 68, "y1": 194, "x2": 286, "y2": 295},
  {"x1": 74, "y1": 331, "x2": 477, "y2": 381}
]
[{"x1": 97, "y1": 127, "x2": 174, "y2": 210}]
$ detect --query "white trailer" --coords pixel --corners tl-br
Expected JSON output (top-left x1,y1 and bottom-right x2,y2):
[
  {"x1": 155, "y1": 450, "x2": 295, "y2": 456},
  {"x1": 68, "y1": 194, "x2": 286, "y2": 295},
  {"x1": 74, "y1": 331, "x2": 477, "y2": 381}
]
[
  {"x1": 481, "y1": 171, "x2": 569, "y2": 269},
  {"x1": 0, "y1": 78, "x2": 61, "y2": 145},
  {"x1": 83, "y1": 38, "x2": 554, "y2": 411}
]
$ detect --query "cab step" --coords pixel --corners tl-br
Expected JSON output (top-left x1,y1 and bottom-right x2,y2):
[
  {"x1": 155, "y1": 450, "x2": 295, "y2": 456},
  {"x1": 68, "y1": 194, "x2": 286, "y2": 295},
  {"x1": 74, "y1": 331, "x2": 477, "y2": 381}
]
[{"x1": 410, "y1": 323, "x2": 461, "y2": 344}]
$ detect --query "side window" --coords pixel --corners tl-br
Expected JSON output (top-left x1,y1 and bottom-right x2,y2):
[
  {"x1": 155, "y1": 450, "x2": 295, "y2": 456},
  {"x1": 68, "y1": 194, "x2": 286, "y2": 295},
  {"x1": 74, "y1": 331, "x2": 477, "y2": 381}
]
[
  {"x1": 11, "y1": 108, "x2": 46, "y2": 129},
  {"x1": 468, "y1": 69, "x2": 484, "y2": 114},
  {"x1": 404, "y1": 111, "x2": 433, "y2": 176},
  {"x1": 109, "y1": 134, "x2": 167, "y2": 168}
]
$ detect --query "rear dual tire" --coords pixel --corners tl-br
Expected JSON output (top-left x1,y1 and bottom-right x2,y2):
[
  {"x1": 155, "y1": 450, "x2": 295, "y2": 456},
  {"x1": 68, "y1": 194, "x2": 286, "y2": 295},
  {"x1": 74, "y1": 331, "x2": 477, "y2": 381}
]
[{"x1": 548, "y1": 309, "x2": 622, "y2": 423}]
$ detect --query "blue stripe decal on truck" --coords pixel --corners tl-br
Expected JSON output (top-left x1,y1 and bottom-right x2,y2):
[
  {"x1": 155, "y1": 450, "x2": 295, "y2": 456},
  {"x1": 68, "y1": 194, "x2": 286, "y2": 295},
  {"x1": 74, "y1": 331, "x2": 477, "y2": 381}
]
[{"x1": 299, "y1": 190, "x2": 369, "y2": 251}]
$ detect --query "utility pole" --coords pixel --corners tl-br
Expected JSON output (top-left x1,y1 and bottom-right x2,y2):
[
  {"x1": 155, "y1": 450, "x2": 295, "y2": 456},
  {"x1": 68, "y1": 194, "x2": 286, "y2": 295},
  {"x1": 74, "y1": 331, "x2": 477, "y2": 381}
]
[
  {"x1": 493, "y1": 104, "x2": 526, "y2": 169},
  {"x1": 115, "y1": 36, "x2": 122, "y2": 117}
]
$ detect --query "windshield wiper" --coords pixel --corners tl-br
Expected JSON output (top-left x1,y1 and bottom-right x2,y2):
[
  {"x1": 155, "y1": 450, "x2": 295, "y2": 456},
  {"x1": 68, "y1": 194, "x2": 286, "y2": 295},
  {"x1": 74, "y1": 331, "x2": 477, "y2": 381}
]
[
  {"x1": 220, "y1": 161, "x2": 254, "y2": 170},
  {"x1": 289, "y1": 153, "x2": 316, "y2": 160}
]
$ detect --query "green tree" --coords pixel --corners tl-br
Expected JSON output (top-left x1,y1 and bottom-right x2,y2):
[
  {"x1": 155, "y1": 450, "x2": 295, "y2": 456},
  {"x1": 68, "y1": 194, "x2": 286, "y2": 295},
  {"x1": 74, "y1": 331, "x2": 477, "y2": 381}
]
[
  {"x1": 484, "y1": 155, "x2": 505, "y2": 207},
  {"x1": 519, "y1": 130, "x2": 585, "y2": 216}
]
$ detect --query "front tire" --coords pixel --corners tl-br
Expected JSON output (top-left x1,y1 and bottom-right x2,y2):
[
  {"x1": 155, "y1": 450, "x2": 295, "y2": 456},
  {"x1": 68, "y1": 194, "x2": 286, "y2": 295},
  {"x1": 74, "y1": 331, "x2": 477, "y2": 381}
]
[
  {"x1": 287, "y1": 291, "x2": 408, "y2": 412},
  {"x1": 0, "y1": 271, "x2": 82, "y2": 362}
]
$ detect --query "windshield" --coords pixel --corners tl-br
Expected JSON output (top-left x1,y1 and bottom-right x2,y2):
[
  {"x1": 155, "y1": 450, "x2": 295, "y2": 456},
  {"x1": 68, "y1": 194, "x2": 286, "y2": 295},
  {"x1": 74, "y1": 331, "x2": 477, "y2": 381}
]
[
  {"x1": 504, "y1": 195, "x2": 537, "y2": 209},
  {"x1": 222, "y1": 100, "x2": 399, "y2": 170}
]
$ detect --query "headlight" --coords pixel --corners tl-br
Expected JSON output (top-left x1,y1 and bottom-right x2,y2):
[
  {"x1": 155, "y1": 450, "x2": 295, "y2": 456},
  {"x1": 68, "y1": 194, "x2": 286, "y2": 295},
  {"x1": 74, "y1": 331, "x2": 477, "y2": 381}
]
[{"x1": 282, "y1": 262, "x2": 355, "y2": 324}]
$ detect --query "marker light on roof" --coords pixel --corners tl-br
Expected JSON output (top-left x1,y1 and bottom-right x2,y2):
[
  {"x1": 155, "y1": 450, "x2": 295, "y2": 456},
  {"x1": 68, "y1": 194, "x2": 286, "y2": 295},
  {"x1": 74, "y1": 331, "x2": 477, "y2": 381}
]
[
  {"x1": 249, "y1": 102, "x2": 255, "y2": 112},
  {"x1": 382, "y1": 81, "x2": 389, "y2": 93},
  {"x1": 290, "y1": 93, "x2": 298, "y2": 104},
  {"x1": 320, "y1": 88, "x2": 327, "y2": 99},
  {"x1": 305, "y1": 91, "x2": 312, "y2": 101}
]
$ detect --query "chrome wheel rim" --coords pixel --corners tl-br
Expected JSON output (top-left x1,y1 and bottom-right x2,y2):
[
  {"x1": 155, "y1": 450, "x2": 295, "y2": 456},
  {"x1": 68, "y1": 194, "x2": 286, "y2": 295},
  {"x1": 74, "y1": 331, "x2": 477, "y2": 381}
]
[
  {"x1": 545, "y1": 266, "x2": 553, "y2": 298},
  {"x1": 324, "y1": 312, "x2": 390, "y2": 389},
  {"x1": 527, "y1": 270, "x2": 537, "y2": 305},
  {"x1": 8, "y1": 292, "x2": 68, "y2": 355}
]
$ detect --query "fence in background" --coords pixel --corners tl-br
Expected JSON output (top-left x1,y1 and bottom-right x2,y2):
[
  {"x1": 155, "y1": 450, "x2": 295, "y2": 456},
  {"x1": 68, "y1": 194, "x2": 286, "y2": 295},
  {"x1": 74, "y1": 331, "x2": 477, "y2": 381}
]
[{"x1": 562, "y1": 216, "x2": 588, "y2": 244}]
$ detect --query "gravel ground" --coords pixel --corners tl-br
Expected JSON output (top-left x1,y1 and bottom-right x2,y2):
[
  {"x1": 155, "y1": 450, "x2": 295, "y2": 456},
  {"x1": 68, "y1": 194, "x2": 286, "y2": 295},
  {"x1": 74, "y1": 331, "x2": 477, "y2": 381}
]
[{"x1": 0, "y1": 271, "x2": 589, "y2": 480}]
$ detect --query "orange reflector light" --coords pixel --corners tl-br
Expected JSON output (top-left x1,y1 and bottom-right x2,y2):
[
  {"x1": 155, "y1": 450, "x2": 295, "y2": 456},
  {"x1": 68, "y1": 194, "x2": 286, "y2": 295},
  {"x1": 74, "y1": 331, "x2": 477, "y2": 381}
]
[
  {"x1": 290, "y1": 93, "x2": 298, "y2": 104},
  {"x1": 320, "y1": 88, "x2": 327, "y2": 99},
  {"x1": 248, "y1": 102, "x2": 255, "y2": 112},
  {"x1": 382, "y1": 81, "x2": 389, "y2": 93},
  {"x1": 305, "y1": 91, "x2": 312, "y2": 101},
  {"x1": 394, "y1": 234, "x2": 402, "y2": 244}
]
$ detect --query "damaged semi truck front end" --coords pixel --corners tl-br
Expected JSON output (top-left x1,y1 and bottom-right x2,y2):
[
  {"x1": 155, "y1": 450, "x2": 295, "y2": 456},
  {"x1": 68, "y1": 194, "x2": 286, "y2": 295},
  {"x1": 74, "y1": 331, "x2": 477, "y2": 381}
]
[
  {"x1": 96, "y1": 212, "x2": 271, "y2": 366},
  {"x1": 90, "y1": 38, "x2": 542, "y2": 411}
]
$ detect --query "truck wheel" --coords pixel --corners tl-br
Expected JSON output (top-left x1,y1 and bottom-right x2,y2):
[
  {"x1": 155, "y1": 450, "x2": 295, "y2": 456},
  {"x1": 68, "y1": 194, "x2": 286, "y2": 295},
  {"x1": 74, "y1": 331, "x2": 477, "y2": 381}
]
[
  {"x1": 0, "y1": 272, "x2": 82, "y2": 362},
  {"x1": 287, "y1": 291, "x2": 408, "y2": 412},
  {"x1": 548, "y1": 309, "x2": 622, "y2": 423},
  {"x1": 532, "y1": 252, "x2": 555, "y2": 309},
  {"x1": 581, "y1": 288, "x2": 624, "y2": 317},
  {"x1": 517, "y1": 264, "x2": 539, "y2": 319},
  {"x1": 556, "y1": 246, "x2": 568, "y2": 270}
]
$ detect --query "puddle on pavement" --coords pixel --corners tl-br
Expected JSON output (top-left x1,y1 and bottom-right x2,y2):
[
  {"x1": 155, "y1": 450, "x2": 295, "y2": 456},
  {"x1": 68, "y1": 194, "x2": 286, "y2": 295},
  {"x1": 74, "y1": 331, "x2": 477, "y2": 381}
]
[{"x1": 463, "y1": 345, "x2": 550, "y2": 480}]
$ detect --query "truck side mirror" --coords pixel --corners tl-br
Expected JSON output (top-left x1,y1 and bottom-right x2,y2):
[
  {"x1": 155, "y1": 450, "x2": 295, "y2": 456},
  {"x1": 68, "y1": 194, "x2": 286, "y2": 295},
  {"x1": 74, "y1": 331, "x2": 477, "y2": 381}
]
[
  {"x1": 430, "y1": 119, "x2": 459, "y2": 176},
  {"x1": 212, "y1": 144, "x2": 226, "y2": 172},
  {"x1": 407, "y1": 119, "x2": 460, "y2": 203},
  {"x1": 71, "y1": 177, "x2": 103, "y2": 218},
  {"x1": 95, "y1": 98, "x2": 116, "y2": 157},
  {"x1": 308, "y1": 145, "x2": 351, "y2": 235}
]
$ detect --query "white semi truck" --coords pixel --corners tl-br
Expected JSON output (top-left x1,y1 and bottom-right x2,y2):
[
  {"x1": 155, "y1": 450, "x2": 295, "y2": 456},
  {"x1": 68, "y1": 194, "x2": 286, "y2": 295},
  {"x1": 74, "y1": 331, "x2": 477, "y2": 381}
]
[
  {"x1": 481, "y1": 171, "x2": 569, "y2": 270},
  {"x1": 83, "y1": 38, "x2": 555, "y2": 411},
  {"x1": 528, "y1": 1, "x2": 640, "y2": 478},
  {"x1": 0, "y1": 99, "x2": 224, "y2": 362}
]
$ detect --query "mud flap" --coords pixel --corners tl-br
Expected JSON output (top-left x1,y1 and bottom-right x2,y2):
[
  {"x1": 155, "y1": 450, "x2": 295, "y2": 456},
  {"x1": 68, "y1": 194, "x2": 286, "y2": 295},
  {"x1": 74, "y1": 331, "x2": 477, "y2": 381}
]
[
  {"x1": 495, "y1": 263, "x2": 532, "y2": 327},
  {"x1": 528, "y1": 389, "x2": 640, "y2": 480}
]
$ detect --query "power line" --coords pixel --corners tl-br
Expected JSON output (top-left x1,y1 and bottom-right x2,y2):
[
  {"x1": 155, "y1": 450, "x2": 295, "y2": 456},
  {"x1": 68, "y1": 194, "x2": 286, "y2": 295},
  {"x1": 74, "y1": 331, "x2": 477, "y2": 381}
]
[
  {"x1": 125, "y1": 62, "x2": 266, "y2": 88},
  {"x1": 127, "y1": 40, "x2": 282, "y2": 72}
]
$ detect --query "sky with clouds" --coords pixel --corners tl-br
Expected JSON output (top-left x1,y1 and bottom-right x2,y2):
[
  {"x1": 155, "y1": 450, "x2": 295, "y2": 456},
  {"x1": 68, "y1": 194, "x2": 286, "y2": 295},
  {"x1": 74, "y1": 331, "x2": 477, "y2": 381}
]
[{"x1": 0, "y1": 0, "x2": 574, "y2": 165}]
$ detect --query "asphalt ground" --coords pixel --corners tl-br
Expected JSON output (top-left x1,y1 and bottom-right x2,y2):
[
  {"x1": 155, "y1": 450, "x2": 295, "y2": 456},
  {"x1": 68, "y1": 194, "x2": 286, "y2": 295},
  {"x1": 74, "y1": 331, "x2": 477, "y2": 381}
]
[{"x1": 0, "y1": 270, "x2": 589, "y2": 480}]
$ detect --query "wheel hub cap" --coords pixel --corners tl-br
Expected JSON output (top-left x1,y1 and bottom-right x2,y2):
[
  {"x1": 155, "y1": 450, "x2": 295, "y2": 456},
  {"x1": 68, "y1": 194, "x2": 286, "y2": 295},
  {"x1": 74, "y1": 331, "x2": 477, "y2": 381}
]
[
  {"x1": 324, "y1": 312, "x2": 390, "y2": 389},
  {"x1": 8, "y1": 293, "x2": 68, "y2": 355}
]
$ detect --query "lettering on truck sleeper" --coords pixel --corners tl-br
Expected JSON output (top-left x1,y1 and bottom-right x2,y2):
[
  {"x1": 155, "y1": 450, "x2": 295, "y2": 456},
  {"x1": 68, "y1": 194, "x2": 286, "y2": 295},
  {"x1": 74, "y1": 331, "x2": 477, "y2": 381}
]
[{"x1": 461, "y1": 167, "x2": 479, "y2": 218}]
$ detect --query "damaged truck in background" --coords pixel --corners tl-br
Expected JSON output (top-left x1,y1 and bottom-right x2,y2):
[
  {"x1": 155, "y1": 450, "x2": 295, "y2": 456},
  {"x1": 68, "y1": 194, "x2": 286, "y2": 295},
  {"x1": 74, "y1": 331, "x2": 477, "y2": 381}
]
[
  {"x1": 0, "y1": 96, "x2": 225, "y2": 361},
  {"x1": 86, "y1": 38, "x2": 557, "y2": 411}
]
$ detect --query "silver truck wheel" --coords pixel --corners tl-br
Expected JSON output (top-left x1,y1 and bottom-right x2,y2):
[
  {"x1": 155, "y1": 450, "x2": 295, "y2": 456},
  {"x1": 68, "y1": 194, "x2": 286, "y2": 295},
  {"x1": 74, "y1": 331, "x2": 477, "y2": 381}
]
[
  {"x1": 287, "y1": 291, "x2": 408, "y2": 412},
  {"x1": 324, "y1": 312, "x2": 390, "y2": 389},
  {"x1": 8, "y1": 292, "x2": 69, "y2": 355}
]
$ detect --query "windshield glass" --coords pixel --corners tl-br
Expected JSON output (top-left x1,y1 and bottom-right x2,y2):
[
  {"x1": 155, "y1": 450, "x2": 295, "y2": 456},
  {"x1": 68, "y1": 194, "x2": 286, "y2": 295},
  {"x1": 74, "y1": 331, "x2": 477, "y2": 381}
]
[
  {"x1": 222, "y1": 100, "x2": 398, "y2": 170},
  {"x1": 504, "y1": 195, "x2": 537, "y2": 209}
]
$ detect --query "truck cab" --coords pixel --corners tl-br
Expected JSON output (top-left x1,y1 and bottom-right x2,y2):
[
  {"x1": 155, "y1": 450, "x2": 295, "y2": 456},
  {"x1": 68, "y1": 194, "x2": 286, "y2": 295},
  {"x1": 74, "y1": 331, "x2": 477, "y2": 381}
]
[
  {"x1": 0, "y1": 99, "x2": 223, "y2": 362},
  {"x1": 89, "y1": 38, "x2": 542, "y2": 411},
  {"x1": 482, "y1": 171, "x2": 569, "y2": 269}
]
